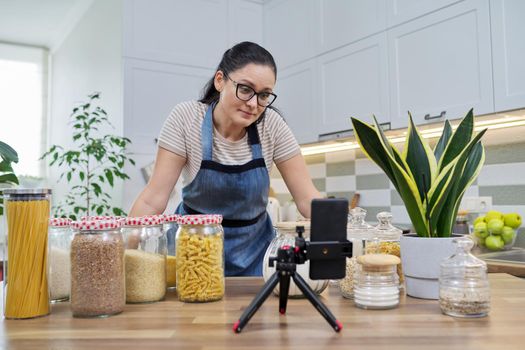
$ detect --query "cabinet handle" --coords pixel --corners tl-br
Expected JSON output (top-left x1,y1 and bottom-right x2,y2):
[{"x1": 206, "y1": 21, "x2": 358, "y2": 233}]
[{"x1": 424, "y1": 111, "x2": 446, "y2": 120}]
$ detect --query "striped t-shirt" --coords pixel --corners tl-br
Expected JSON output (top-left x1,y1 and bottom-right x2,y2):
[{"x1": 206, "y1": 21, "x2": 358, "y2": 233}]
[{"x1": 158, "y1": 100, "x2": 301, "y2": 187}]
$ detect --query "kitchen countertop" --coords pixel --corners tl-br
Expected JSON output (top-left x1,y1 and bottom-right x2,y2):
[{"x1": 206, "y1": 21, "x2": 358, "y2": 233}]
[{"x1": 2, "y1": 274, "x2": 525, "y2": 349}]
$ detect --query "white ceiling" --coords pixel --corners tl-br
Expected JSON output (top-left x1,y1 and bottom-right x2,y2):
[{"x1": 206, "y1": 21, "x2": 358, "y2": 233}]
[{"x1": 0, "y1": 0, "x2": 93, "y2": 49}]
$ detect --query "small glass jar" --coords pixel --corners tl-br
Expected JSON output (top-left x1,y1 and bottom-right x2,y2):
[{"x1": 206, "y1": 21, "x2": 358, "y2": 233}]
[
  {"x1": 176, "y1": 215, "x2": 225, "y2": 302},
  {"x1": 122, "y1": 215, "x2": 167, "y2": 303},
  {"x1": 365, "y1": 212, "x2": 404, "y2": 289},
  {"x1": 353, "y1": 254, "x2": 401, "y2": 310},
  {"x1": 262, "y1": 222, "x2": 329, "y2": 298},
  {"x1": 48, "y1": 217, "x2": 73, "y2": 302},
  {"x1": 3, "y1": 188, "x2": 52, "y2": 319},
  {"x1": 339, "y1": 207, "x2": 376, "y2": 298},
  {"x1": 70, "y1": 218, "x2": 125, "y2": 317},
  {"x1": 163, "y1": 214, "x2": 179, "y2": 290},
  {"x1": 439, "y1": 236, "x2": 490, "y2": 318}
]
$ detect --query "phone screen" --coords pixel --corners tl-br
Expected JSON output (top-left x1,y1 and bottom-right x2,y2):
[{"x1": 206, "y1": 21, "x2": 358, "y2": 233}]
[{"x1": 309, "y1": 198, "x2": 348, "y2": 280}]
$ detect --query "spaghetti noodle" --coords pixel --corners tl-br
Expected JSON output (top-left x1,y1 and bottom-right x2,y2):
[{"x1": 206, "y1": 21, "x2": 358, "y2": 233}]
[{"x1": 4, "y1": 190, "x2": 51, "y2": 319}]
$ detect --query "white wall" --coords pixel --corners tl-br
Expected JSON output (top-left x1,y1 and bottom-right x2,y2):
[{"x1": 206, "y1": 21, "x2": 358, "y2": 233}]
[{"x1": 48, "y1": 0, "x2": 123, "y2": 213}]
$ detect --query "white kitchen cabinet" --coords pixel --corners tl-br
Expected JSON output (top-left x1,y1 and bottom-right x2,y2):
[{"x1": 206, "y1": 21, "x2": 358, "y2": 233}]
[
  {"x1": 317, "y1": 0, "x2": 387, "y2": 53},
  {"x1": 490, "y1": 0, "x2": 525, "y2": 112},
  {"x1": 123, "y1": 0, "x2": 228, "y2": 68},
  {"x1": 263, "y1": 0, "x2": 318, "y2": 69},
  {"x1": 318, "y1": 33, "x2": 390, "y2": 136},
  {"x1": 228, "y1": 0, "x2": 263, "y2": 46},
  {"x1": 123, "y1": 58, "x2": 213, "y2": 155},
  {"x1": 388, "y1": 0, "x2": 493, "y2": 128},
  {"x1": 386, "y1": 0, "x2": 464, "y2": 27},
  {"x1": 274, "y1": 59, "x2": 319, "y2": 144}
]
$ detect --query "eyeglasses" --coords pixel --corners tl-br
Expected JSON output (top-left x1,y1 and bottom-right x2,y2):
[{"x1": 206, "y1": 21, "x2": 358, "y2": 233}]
[{"x1": 226, "y1": 75, "x2": 277, "y2": 107}]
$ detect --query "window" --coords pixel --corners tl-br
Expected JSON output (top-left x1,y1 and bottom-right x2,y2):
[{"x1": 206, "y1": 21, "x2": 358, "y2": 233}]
[{"x1": 0, "y1": 43, "x2": 48, "y2": 178}]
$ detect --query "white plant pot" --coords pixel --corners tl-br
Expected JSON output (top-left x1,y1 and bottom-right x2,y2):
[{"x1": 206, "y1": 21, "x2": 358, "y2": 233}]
[{"x1": 400, "y1": 234, "x2": 458, "y2": 299}]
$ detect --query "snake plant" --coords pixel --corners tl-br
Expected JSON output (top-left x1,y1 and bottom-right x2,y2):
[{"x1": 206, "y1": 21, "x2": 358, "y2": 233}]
[{"x1": 351, "y1": 109, "x2": 487, "y2": 237}]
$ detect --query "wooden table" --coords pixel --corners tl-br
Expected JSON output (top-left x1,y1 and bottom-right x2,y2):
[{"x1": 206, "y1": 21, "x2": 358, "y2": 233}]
[{"x1": 1, "y1": 274, "x2": 524, "y2": 350}]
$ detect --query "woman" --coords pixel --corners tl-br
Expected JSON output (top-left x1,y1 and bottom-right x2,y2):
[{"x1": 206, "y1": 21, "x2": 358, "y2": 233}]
[{"x1": 129, "y1": 41, "x2": 321, "y2": 276}]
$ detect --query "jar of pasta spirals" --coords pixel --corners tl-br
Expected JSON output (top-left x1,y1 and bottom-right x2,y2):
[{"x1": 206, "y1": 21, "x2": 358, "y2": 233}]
[
  {"x1": 176, "y1": 215, "x2": 224, "y2": 302},
  {"x1": 3, "y1": 188, "x2": 52, "y2": 319}
]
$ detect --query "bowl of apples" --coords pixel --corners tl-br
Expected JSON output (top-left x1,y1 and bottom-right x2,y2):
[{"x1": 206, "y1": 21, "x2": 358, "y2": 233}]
[{"x1": 472, "y1": 210, "x2": 522, "y2": 252}]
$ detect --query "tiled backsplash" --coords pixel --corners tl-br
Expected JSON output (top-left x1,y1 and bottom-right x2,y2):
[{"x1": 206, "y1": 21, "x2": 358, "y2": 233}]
[{"x1": 271, "y1": 142, "x2": 525, "y2": 225}]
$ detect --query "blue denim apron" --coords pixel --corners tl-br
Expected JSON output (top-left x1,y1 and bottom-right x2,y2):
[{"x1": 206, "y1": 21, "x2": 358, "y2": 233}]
[{"x1": 175, "y1": 103, "x2": 274, "y2": 276}]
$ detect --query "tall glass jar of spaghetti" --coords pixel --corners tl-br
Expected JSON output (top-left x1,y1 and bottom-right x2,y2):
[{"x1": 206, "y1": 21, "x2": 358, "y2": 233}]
[
  {"x1": 176, "y1": 215, "x2": 224, "y2": 302},
  {"x1": 3, "y1": 188, "x2": 52, "y2": 319}
]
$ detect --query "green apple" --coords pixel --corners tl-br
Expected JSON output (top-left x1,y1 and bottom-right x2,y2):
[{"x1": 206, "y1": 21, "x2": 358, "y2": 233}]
[
  {"x1": 501, "y1": 226, "x2": 516, "y2": 245},
  {"x1": 474, "y1": 222, "x2": 489, "y2": 238},
  {"x1": 473, "y1": 216, "x2": 486, "y2": 225},
  {"x1": 485, "y1": 210, "x2": 503, "y2": 222},
  {"x1": 485, "y1": 235, "x2": 504, "y2": 251},
  {"x1": 487, "y1": 218, "x2": 504, "y2": 235},
  {"x1": 503, "y1": 213, "x2": 522, "y2": 229},
  {"x1": 475, "y1": 236, "x2": 486, "y2": 246}
]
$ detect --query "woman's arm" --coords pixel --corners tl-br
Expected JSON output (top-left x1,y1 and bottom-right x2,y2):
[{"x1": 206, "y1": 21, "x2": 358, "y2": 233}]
[
  {"x1": 276, "y1": 153, "x2": 322, "y2": 218},
  {"x1": 129, "y1": 147, "x2": 186, "y2": 216}
]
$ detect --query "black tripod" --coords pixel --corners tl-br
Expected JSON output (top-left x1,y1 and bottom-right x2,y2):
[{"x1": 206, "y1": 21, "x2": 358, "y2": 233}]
[{"x1": 233, "y1": 228, "x2": 352, "y2": 333}]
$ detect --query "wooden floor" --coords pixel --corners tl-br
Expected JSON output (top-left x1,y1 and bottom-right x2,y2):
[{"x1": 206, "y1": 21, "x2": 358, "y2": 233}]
[{"x1": 1, "y1": 274, "x2": 525, "y2": 349}]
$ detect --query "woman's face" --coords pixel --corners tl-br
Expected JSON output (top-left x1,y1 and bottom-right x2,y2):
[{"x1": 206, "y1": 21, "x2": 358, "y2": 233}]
[{"x1": 214, "y1": 63, "x2": 276, "y2": 128}]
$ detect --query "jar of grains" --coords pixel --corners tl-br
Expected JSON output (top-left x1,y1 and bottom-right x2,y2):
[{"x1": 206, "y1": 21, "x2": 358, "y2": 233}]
[
  {"x1": 176, "y1": 215, "x2": 225, "y2": 302},
  {"x1": 163, "y1": 214, "x2": 179, "y2": 290},
  {"x1": 70, "y1": 218, "x2": 125, "y2": 317},
  {"x1": 354, "y1": 254, "x2": 401, "y2": 310},
  {"x1": 263, "y1": 222, "x2": 329, "y2": 298},
  {"x1": 48, "y1": 217, "x2": 73, "y2": 302},
  {"x1": 439, "y1": 236, "x2": 490, "y2": 318},
  {"x1": 365, "y1": 212, "x2": 404, "y2": 289},
  {"x1": 122, "y1": 215, "x2": 167, "y2": 303}
]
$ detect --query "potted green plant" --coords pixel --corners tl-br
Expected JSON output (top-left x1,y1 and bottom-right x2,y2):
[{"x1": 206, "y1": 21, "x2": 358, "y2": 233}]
[
  {"x1": 351, "y1": 109, "x2": 487, "y2": 299},
  {"x1": 0, "y1": 140, "x2": 19, "y2": 215},
  {"x1": 41, "y1": 93, "x2": 135, "y2": 220}
]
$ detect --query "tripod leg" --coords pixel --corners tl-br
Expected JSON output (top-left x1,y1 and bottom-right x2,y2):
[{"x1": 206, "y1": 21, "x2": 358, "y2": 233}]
[
  {"x1": 279, "y1": 272, "x2": 291, "y2": 314},
  {"x1": 233, "y1": 272, "x2": 280, "y2": 333},
  {"x1": 292, "y1": 273, "x2": 343, "y2": 332}
]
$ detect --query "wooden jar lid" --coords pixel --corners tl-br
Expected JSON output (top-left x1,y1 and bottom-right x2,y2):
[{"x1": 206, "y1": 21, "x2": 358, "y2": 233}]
[{"x1": 357, "y1": 254, "x2": 401, "y2": 267}]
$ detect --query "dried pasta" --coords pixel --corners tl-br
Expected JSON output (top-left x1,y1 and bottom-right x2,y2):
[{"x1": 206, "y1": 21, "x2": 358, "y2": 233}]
[
  {"x1": 176, "y1": 229, "x2": 224, "y2": 302},
  {"x1": 5, "y1": 199, "x2": 50, "y2": 319}
]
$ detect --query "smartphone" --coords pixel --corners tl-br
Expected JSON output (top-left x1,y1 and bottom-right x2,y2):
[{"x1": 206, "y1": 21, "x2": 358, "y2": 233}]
[{"x1": 309, "y1": 198, "x2": 348, "y2": 280}]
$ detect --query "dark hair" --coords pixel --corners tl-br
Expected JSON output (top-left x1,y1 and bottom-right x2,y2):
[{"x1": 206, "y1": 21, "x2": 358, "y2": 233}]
[{"x1": 199, "y1": 41, "x2": 278, "y2": 124}]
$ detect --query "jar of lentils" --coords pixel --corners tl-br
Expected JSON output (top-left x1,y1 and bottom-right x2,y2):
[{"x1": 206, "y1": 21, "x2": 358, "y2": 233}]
[{"x1": 70, "y1": 218, "x2": 125, "y2": 317}]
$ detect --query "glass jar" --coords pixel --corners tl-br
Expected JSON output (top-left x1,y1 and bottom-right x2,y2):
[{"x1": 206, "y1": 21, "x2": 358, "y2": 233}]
[
  {"x1": 354, "y1": 254, "x2": 401, "y2": 310},
  {"x1": 70, "y1": 218, "x2": 125, "y2": 317},
  {"x1": 339, "y1": 207, "x2": 376, "y2": 298},
  {"x1": 122, "y1": 215, "x2": 167, "y2": 303},
  {"x1": 3, "y1": 188, "x2": 52, "y2": 319},
  {"x1": 439, "y1": 236, "x2": 490, "y2": 318},
  {"x1": 176, "y1": 215, "x2": 225, "y2": 302},
  {"x1": 48, "y1": 217, "x2": 73, "y2": 302},
  {"x1": 262, "y1": 222, "x2": 329, "y2": 298},
  {"x1": 365, "y1": 212, "x2": 404, "y2": 289},
  {"x1": 163, "y1": 214, "x2": 179, "y2": 290}
]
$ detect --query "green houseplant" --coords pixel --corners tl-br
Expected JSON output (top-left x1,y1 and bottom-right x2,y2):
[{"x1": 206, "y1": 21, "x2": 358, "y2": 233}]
[
  {"x1": 351, "y1": 109, "x2": 487, "y2": 298},
  {"x1": 0, "y1": 141, "x2": 19, "y2": 216},
  {"x1": 41, "y1": 93, "x2": 135, "y2": 220}
]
